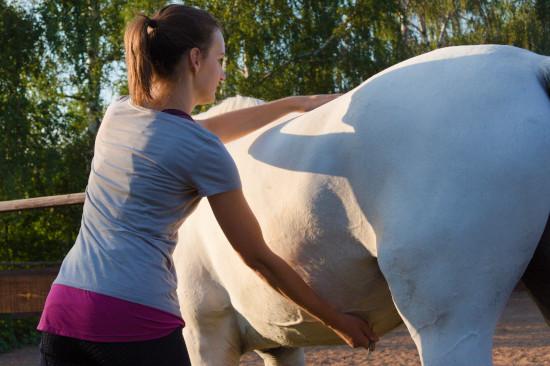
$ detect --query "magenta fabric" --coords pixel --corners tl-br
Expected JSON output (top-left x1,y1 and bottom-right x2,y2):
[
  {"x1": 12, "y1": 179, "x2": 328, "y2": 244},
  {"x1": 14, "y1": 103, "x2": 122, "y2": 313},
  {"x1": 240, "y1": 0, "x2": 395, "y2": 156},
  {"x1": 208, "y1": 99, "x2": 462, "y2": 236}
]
[
  {"x1": 161, "y1": 109, "x2": 194, "y2": 121},
  {"x1": 37, "y1": 284, "x2": 185, "y2": 342}
]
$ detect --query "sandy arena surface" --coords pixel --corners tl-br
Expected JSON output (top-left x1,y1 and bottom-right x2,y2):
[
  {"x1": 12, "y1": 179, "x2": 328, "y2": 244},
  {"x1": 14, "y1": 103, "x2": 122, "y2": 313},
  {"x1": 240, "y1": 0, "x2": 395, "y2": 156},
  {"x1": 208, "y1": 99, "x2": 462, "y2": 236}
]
[
  {"x1": 1, "y1": 291, "x2": 549, "y2": 366},
  {"x1": 240, "y1": 290, "x2": 550, "y2": 366}
]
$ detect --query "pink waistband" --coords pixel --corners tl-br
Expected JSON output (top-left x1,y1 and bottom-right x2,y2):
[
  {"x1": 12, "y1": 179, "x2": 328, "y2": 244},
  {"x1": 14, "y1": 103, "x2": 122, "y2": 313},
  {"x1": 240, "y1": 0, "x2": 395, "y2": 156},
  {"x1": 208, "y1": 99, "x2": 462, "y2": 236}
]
[{"x1": 37, "y1": 284, "x2": 184, "y2": 342}]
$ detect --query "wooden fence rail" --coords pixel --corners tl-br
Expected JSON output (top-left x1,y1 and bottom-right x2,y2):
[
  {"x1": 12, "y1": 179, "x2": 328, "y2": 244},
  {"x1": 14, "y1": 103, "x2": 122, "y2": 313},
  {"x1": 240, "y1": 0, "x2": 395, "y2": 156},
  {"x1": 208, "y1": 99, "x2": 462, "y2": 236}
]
[
  {"x1": 0, "y1": 192, "x2": 85, "y2": 213},
  {"x1": 0, "y1": 267, "x2": 60, "y2": 314},
  {"x1": 0, "y1": 193, "x2": 85, "y2": 314}
]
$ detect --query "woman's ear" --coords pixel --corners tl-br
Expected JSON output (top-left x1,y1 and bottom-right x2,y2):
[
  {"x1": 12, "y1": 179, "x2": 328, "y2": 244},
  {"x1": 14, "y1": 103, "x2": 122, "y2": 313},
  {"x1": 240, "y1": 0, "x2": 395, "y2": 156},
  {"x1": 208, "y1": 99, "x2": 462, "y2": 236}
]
[{"x1": 188, "y1": 47, "x2": 202, "y2": 74}]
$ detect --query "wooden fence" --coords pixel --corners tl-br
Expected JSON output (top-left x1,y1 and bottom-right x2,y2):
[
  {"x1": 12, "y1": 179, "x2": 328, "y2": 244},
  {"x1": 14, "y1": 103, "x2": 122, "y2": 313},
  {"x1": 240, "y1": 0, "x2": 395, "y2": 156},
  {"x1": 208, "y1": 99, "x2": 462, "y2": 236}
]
[
  {"x1": 0, "y1": 193, "x2": 530, "y2": 315},
  {"x1": 0, "y1": 193, "x2": 85, "y2": 314}
]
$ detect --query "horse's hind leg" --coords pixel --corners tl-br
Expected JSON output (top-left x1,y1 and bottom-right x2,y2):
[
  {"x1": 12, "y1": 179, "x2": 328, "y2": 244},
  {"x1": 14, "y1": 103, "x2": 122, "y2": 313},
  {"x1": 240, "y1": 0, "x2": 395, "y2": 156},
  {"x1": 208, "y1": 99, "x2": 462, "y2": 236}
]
[
  {"x1": 180, "y1": 288, "x2": 242, "y2": 366},
  {"x1": 255, "y1": 347, "x2": 305, "y2": 366},
  {"x1": 175, "y1": 244, "x2": 242, "y2": 366},
  {"x1": 522, "y1": 214, "x2": 550, "y2": 326},
  {"x1": 377, "y1": 210, "x2": 546, "y2": 365},
  {"x1": 379, "y1": 244, "x2": 494, "y2": 364}
]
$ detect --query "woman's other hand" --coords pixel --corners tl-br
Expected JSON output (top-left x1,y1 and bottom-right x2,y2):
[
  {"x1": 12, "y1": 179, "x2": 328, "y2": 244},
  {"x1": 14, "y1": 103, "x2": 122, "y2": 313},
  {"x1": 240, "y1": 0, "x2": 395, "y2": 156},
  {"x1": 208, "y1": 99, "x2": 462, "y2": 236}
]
[{"x1": 287, "y1": 94, "x2": 341, "y2": 113}]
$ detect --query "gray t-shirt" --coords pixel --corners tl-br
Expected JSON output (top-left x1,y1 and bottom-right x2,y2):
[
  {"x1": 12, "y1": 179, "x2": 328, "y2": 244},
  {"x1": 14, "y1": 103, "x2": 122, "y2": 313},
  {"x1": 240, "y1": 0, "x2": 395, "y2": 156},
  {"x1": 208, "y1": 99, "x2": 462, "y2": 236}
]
[{"x1": 54, "y1": 96, "x2": 241, "y2": 316}]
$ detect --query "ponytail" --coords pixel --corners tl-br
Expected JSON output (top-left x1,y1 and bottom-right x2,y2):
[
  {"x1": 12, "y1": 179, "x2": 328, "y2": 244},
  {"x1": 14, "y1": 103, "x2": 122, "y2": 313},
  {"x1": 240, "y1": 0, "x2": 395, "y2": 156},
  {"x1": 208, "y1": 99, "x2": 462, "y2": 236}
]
[
  {"x1": 124, "y1": 5, "x2": 221, "y2": 107},
  {"x1": 124, "y1": 15, "x2": 155, "y2": 105}
]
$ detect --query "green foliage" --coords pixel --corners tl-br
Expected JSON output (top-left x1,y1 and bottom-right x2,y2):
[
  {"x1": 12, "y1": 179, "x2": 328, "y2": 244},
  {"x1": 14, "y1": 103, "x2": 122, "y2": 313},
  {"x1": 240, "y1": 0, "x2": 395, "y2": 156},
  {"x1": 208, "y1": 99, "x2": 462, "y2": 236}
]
[
  {"x1": 0, "y1": 315, "x2": 41, "y2": 353},
  {"x1": 186, "y1": 0, "x2": 550, "y2": 101},
  {"x1": 0, "y1": 0, "x2": 89, "y2": 267},
  {"x1": 187, "y1": 0, "x2": 404, "y2": 99},
  {"x1": 37, "y1": 0, "x2": 128, "y2": 132}
]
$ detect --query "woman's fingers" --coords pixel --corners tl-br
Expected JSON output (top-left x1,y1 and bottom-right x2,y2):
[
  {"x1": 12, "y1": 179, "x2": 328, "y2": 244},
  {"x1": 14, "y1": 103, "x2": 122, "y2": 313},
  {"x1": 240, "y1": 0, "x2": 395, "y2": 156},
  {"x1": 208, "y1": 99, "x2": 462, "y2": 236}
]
[
  {"x1": 293, "y1": 94, "x2": 342, "y2": 112},
  {"x1": 361, "y1": 318, "x2": 379, "y2": 342},
  {"x1": 331, "y1": 313, "x2": 379, "y2": 351},
  {"x1": 306, "y1": 94, "x2": 341, "y2": 111},
  {"x1": 363, "y1": 321, "x2": 377, "y2": 352}
]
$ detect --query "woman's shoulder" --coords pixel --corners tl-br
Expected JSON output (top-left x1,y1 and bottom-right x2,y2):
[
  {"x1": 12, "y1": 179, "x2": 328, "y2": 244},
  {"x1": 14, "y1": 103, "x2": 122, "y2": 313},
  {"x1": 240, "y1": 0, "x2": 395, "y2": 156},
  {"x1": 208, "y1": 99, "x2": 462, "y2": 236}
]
[{"x1": 106, "y1": 96, "x2": 221, "y2": 142}]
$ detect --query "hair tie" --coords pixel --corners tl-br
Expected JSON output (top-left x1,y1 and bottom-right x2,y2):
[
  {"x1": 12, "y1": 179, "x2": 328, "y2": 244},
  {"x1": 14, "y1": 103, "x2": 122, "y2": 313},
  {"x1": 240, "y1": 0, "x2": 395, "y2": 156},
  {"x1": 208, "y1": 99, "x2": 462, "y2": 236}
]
[{"x1": 147, "y1": 18, "x2": 158, "y2": 29}]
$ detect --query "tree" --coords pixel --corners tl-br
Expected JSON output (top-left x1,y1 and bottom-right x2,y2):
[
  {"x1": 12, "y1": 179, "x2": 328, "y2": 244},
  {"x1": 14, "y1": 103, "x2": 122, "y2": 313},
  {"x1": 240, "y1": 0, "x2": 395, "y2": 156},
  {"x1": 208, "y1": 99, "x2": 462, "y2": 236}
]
[
  {"x1": 2, "y1": 0, "x2": 549, "y2": 264},
  {"x1": 186, "y1": 0, "x2": 406, "y2": 100},
  {"x1": 0, "y1": 0, "x2": 75, "y2": 264}
]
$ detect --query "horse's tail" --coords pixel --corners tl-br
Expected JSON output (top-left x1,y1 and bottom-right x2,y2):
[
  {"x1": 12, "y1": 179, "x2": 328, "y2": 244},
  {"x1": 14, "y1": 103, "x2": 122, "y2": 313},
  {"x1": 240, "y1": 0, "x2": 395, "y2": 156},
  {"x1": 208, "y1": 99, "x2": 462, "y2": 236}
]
[
  {"x1": 539, "y1": 57, "x2": 550, "y2": 99},
  {"x1": 522, "y1": 214, "x2": 550, "y2": 327},
  {"x1": 520, "y1": 57, "x2": 550, "y2": 326}
]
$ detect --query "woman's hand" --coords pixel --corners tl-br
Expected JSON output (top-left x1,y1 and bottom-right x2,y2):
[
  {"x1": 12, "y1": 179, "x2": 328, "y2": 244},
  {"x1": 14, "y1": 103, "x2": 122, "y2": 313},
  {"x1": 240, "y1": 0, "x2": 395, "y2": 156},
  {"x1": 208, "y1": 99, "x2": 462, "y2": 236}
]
[
  {"x1": 287, "y1": 94, "x2": 341, "y2": 113},
  {"x1": 330, "y1": 313, "x2": 379, "y2": 351}
]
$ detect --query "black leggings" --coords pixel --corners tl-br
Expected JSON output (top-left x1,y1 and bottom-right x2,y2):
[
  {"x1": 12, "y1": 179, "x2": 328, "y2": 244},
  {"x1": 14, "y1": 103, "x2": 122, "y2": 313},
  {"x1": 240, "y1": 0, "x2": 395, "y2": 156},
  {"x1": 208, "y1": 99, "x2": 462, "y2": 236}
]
[{"x1": 39, "y1": 328, "x2": 191, "y2": 366}]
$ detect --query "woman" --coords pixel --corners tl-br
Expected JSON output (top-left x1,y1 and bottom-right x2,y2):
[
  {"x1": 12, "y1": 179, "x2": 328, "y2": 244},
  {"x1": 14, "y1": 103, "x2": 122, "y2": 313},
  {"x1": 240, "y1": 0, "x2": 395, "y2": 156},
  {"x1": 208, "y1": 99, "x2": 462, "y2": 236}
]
[{"x1": 37, "y1": 4, "x2": 378, "y2": 365}]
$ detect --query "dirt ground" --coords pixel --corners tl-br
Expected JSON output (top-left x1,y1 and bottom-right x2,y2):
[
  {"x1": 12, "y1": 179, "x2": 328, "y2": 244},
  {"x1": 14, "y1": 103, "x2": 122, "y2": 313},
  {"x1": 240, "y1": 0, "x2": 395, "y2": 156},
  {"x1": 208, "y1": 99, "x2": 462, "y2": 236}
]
[
  {"x1": 1, "y1": 291, "x2": 549, "y2": 366},
  {"x1": 239, "y1": 290, "x2": 550, "y2": 366}
]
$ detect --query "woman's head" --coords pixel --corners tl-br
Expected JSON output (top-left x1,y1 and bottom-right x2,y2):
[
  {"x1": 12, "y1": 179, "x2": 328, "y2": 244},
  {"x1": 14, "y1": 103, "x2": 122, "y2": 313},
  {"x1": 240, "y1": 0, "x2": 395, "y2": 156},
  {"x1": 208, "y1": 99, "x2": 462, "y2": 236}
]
[{"x1": 124, "y1": 4, "x2": 224, "y2": 107}]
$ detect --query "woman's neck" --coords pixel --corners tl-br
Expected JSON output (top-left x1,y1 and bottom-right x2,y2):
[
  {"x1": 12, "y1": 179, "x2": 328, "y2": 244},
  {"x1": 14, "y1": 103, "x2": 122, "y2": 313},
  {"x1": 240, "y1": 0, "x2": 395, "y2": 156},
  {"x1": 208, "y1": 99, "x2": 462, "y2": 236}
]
[{"x1": 145, "y1": 78, "x2": 195, "y2": 114}]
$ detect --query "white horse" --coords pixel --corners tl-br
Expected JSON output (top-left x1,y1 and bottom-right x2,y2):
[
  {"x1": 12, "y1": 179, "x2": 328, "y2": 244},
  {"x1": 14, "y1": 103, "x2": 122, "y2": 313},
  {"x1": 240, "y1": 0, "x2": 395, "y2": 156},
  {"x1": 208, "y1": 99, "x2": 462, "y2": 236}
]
[{"x1": 174, "y1": 45, "x2": 550, "y2": 366}]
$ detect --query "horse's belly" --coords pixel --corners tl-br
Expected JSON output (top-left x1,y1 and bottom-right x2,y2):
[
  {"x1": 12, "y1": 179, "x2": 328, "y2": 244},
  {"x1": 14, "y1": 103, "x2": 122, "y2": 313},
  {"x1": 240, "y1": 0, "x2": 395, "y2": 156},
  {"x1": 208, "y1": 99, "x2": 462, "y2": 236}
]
[
  {"x1": 230, "y1": 229, "x2": 402, "y2": 350},
  {"x1": 202, "y1": 174, "x2": 401, "y2": 350}
]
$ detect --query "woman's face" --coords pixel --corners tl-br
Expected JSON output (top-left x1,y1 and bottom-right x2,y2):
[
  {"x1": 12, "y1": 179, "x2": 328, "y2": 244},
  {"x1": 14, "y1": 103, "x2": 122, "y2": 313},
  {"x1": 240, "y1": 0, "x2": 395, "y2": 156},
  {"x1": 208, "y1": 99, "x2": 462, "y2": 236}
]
[{"x1": 194, "y1": 29, "x2": 226, "y2": 105}]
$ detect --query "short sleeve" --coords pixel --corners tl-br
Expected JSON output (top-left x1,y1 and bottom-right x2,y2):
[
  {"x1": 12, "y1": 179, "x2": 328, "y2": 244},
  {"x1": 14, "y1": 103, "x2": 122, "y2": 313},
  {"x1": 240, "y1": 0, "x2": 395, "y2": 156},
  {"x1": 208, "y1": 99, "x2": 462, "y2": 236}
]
[{"x1": 191, "y1": 139, "x2": 242, "y2": 197}]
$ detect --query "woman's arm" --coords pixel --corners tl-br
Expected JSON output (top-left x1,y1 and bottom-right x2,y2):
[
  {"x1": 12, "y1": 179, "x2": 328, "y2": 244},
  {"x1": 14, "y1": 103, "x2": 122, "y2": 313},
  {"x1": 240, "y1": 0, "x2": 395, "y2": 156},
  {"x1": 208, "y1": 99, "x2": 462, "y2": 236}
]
[
  {"x1": 208, "y1": 189, "x2": 378, "y2": 349},
  {"x1": 198, "y1": 95, "x2": 339, "y2": 144}
]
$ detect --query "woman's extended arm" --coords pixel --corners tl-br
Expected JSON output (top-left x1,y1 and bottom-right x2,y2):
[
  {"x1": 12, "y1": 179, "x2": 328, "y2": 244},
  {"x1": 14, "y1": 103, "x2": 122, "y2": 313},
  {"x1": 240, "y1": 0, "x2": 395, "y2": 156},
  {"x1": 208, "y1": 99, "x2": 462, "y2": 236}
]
[
  {"x1": 208, "y1": 189, "x2": 378, "y2": 349},
  {"x1": 198, "y1": 95, "x2": 339, "y2": 144}
]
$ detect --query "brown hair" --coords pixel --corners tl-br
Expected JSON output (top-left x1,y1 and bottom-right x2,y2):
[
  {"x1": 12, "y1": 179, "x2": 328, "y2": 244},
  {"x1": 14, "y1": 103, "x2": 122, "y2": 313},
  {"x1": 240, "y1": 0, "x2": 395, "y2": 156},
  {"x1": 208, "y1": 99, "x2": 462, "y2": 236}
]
[{"x1": 124, "y1": 4, "x2": 221, "y2": 106}]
